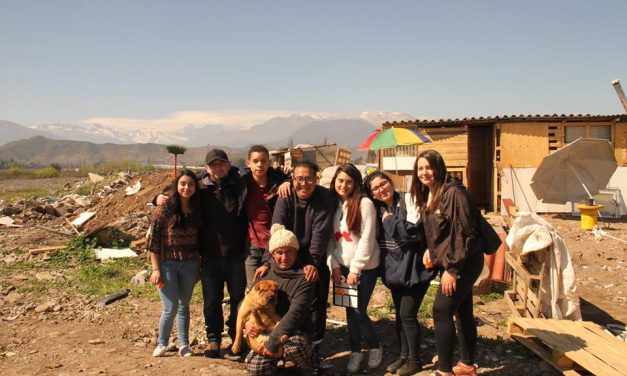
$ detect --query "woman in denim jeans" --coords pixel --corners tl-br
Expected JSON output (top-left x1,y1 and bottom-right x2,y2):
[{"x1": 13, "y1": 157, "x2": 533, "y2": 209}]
[
  {"x1": 327, "y1": 164, "x2": 382, "y2": 373},
  {"x1": 148, "y1": 169, "x2": 202, "y2": 357}
]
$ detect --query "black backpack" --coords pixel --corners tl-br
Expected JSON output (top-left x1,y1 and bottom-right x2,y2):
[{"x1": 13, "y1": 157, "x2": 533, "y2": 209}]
[{"x1": 477, "y1": 213, "x2": 502, "y2": 255}]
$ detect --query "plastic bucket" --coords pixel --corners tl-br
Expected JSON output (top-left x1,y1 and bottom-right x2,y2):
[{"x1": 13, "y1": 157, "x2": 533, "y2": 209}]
[{"x1": 580, "y1": 207, "x2": 599, "y2": 230}]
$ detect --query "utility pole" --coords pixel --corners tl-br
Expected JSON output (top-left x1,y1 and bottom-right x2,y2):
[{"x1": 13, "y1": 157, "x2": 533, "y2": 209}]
[{"x1": 610, "y1": 79, "x2": 627, "y2": 113}]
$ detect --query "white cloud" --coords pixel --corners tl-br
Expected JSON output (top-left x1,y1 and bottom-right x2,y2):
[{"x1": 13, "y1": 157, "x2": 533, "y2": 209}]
[{"x1": 81, "y1": 109, "x2": 299, "y2": 130}]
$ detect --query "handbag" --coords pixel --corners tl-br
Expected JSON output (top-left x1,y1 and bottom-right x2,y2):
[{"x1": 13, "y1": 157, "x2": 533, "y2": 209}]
[{"x1": 477, "y1": 214, "x2": 502, "y2": 255}]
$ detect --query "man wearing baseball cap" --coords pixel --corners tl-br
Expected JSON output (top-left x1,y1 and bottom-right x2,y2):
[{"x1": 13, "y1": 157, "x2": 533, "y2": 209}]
[{"x1": 197, "y1": 148, "x2": 248, "y2": 359}]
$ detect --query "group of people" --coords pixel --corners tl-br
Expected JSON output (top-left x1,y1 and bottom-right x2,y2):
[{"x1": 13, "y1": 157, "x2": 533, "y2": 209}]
[{"x1": 147, "y1": 144, "x2": 488, "y2": 376}]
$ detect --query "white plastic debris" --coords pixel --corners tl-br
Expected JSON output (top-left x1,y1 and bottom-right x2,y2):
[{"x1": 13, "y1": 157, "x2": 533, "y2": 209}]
[
  {"x1": 94, "y1": 247, "x2": 138, "y2": 260},
  {"x1": 0, "y1": 216, "x2": 15, "y2": 226},
  {"x1": 71, "y1": 211, "x2": 96, "y2": 228},
  {"x1": 125, "y1": 181, "x2": 142, "y2": 196}
]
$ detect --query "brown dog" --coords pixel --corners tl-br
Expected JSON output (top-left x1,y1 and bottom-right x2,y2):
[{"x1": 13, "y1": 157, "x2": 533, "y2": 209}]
[{"x1": 231, "y1": 279, "x2": 287, "y2": 355}]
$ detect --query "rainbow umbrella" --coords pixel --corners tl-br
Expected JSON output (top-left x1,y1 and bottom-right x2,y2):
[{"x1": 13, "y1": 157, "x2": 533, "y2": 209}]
[
  {"x1": 358, "y1": 127, "x2": 431, "y2": 150},
  {"x1": 358, "y1": 127, "x2": 432, "y2": 177}
]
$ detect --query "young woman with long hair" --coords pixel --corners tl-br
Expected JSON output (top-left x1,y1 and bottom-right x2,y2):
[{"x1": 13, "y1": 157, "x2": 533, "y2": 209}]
[
  {"x1": 328, "y1": 164, "x2": 382, "y2": 373},
  {"x1": 148, "y1": 169, "x2": 203, "y2": 357},
  {"x1": 364, "y1": 170, "x2": 433, "y2": 376},
  {"x1": 410, "y1": 150, "x2": 485, "y2": 376}
]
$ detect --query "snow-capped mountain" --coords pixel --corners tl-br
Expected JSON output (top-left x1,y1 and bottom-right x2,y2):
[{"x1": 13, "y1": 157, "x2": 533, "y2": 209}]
[
  {"x1": 355, "y1": 111, "x2": 415, "y2": 125},
  {"x1": 29, "y1": 122, "x2": 196, "y2": 144},
  {"x1": 26, "y1": 111, "x2": 415, "y2": 147}
]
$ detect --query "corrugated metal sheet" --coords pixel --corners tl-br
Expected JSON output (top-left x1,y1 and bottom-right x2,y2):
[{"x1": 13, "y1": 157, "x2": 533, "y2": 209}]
[{"x1": 383, "y1": 114, "x2": 627, "y2": 127}]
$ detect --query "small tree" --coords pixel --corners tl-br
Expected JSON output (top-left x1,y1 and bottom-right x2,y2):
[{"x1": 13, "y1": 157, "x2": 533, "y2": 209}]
[{"x1": 166, "y1": 145, "x2": 186, "y2": 181}]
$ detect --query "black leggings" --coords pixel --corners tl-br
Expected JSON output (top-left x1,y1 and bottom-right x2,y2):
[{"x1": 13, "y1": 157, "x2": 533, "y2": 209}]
[
  {"x1": 432, "y1": 251, "x2": 484, "y2": 372},
  {"x1": 390, "y1": 282, "x2": 430, "y2": 361}
]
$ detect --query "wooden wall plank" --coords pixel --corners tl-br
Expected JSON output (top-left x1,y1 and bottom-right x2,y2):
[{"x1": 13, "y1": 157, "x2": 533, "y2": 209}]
[
  {"x1": 615, "y1": 122, "x2": 627, "y2": 166},
  {"x1": 500, "y1": 122, "x2": 549, "y2": 167},
  {"x1": 417, "y1": 127, "x2": 468, "y2": 166}
]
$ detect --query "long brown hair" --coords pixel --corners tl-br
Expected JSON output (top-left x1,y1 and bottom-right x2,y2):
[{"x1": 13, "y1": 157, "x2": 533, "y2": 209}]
[
  {"x1": 330, "y1": 164, "x2": 364, "y2": 236},
  {"x1": 166, "y1": 169, "x2": 200, "y2": 229},
  {"x1": 410, "y1": 150, "x2": 447, "y2": 213}
]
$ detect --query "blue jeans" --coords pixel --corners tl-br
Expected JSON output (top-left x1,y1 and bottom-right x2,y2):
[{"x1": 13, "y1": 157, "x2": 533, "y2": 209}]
[
  {"x1": 341, "y1": 266, "x2": 380, "y2": 352},
  {"x1": 201, "y1": 254, "x2": 246, "y2": 343},
  {"x1": 158, "y1": 259, "x2": 200, "y2": 347},
  {"x1": 245, "y1": 246, "x2": 266, "y2": 291}
]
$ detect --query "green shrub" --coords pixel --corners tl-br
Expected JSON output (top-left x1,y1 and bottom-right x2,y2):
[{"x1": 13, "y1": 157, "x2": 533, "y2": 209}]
[
  {"x1": 34, "y1": 166, "x2": 60, "y2": 178},
  {"x1": 80, "y1": 161, "x2": 155, "y2": 175},
  {"x1": 5, "y1": 167, "x2": 23, "y2": 177},
  {"x1": 0, "y1": 187, "x2": 47, "y2": 202}
]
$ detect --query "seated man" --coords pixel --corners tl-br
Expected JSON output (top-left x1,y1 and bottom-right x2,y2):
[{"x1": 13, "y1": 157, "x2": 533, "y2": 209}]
[{"x1": 245, "y1": 224, "x2": 315, "y2": 376}]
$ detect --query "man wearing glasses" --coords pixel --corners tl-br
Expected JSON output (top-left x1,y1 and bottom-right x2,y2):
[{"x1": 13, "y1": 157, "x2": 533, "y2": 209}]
[{"x1": 257, "y1": 160, "x2": 334, "y2": 373}]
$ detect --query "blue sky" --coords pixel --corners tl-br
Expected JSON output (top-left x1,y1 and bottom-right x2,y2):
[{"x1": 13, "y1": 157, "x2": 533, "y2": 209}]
[{"x1": 1, "y1": 0, "x2": 626, "y2": 128}]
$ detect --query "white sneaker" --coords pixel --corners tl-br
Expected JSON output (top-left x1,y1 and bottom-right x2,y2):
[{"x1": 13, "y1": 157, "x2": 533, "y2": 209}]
[
  {"x1": 367, "y1": 346, "x2": 383, "y2": 369},
  {"x1": 152, "y1": 344, "x2": 167, "y2": 357},
  {"x1": 346, "y1": 352, "x2": 364, "y2": 373},
  {"x1": 179, "y1": 345, "x2": 193, "y2": 357}
]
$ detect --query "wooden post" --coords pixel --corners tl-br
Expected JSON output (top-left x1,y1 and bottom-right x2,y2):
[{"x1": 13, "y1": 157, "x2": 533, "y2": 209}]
[{"x1": 611, "y1": 79, "x2": 627, "y2": 113}]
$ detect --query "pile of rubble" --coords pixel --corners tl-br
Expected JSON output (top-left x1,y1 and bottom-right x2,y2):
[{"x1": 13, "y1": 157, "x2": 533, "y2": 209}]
[
  {"x1": 0, "y1": 170, "x2": 172, "y2": 245},
  {"x1": 1, "y1": 195, "x2": 97, "y2": 226}
]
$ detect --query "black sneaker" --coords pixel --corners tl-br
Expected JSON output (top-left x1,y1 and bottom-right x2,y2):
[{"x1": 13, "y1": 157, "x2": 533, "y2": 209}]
[
  {"x1": 223, "y1": 348, "x2": 243, "y2": 362},
  {"x1": 204, "y1": 342, "x2": 220, "y2": 358},
  {"x1": 386, "y1": 356, "x2": 408, "y2": 373},
  {"x1": 396, "y1": 359, "x2": 421, "y2": 376}
]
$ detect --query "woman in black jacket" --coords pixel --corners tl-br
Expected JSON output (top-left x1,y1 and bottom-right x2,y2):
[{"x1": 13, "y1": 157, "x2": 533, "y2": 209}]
[
  {"x1": 364, "y1": 170, "x2": 433, "y2": 376},
  {"x1": 410, "y1": 150, "x2": 484, "y2": 376}
]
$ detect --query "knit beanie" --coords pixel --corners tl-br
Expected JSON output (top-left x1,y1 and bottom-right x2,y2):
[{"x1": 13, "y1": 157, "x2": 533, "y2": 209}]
[{"x1": 268, "y1": 224, "x2": 299, "y2": 253}]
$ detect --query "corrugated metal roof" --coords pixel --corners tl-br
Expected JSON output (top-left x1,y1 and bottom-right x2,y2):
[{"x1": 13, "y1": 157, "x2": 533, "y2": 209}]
[{"x1": 383, "y1": 114, "x2": 627, "y2": 127}]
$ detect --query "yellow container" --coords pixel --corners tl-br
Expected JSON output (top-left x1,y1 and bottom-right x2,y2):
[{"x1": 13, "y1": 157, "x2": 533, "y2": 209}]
[{"x1": 575, "y1": 204, "x2": 604, "y2": 230}]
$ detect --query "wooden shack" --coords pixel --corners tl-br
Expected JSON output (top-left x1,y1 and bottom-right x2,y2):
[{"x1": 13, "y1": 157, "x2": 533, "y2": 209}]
[
  {"x1": 270, "y1": 143, "x2": 351, "y2": 171},
  {"x1": 377, "y1": 114, "x2": 627, "y2": 215}
]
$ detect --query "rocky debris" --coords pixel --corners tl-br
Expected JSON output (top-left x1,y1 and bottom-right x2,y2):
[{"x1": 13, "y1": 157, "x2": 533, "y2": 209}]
[
  {"x1": 130, "y1": 270, "x2": 149, "y2": 286},
  {"x1": 0, "y1": 171, "x2": 171, "y2": 253},
  {"x1": 34, "y1": 271, "x2": 54, "y2": 281},
  {"x1": 1, "y1": 205, "x2": 22, "y2": 216},
  {"x1": 34, "y1": 301, "x2": 56, "y2": 313},
  {"x1": 5, "y1": 292, "x2": 23, "y2": 305},
  {"x1": 1, "y1": 284, "x2": 16, "y2": 295},
  {"x1": 88, "y1": 338, "x2": 105, "y2": 345}
]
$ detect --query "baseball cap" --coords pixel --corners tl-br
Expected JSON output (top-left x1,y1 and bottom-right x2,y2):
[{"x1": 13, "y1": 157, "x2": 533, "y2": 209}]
[{"x1": 205, "y1": 149, "x2": 229, "y2": 165}]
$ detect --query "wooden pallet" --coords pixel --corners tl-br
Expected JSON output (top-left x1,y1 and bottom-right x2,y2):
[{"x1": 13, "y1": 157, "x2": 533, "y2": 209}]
[
  {"x1": 505, "y1": 250, "x2": 547, "y2": 318},
  {"x1": 508, "y1": 318, "x2": 627, "y2": 375}
]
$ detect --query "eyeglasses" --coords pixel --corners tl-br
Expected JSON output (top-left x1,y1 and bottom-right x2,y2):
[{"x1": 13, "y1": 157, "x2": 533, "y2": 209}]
[
  {"x1": 370, "y1": 179, "x2": 390, "y2": 193},
  {"x1": 293, "y1": 176, "x2": 315, "y2": 185}
]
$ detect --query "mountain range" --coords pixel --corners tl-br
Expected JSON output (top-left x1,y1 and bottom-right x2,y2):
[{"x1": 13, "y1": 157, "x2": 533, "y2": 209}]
[
  {"x1": 0, "y1": 120, "x2": 62, "y2": 145},
  {"x1": 0, "y1": 111, "x2": 414, "y2": 165},
  {"x1": 17, "y1": 111, "x2": 414, "y2": 148}
]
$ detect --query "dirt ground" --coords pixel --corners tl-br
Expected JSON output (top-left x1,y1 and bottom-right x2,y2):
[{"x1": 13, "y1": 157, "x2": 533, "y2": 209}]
[{"x1": 0, "y1": 174, "x2": 625, "y2": 375}]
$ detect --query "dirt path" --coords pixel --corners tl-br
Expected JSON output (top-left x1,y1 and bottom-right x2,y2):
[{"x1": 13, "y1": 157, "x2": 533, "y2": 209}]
[{"x1": 0, "y1": 291, "x2": 557, "y2": 376}]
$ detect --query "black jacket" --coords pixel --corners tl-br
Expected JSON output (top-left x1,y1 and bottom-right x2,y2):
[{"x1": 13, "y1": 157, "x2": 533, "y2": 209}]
[
  {"x1": 377, "y1": 192, "x2": 434, "y2": 288},
  {"x1": 259, "y1": 259, "x2": 314, "y2": 353},
  {"x1": 196, "y1": 167, "x2": 247, "y2": 257},
  {"x1": 422, "y1": 178, "x2": 482, "y2": 275},
  {"x1": 267, "y1": 186, "x2": 335, "y2": 267}
]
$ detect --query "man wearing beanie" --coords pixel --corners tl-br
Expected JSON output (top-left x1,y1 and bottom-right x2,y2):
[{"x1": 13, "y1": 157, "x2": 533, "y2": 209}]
[
  {"x1": 257, "y1": 160, "x2": 335, "y2": 371},
  {"x1": 245, "y1": 224, "x2": 315, "y2": 376}
]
